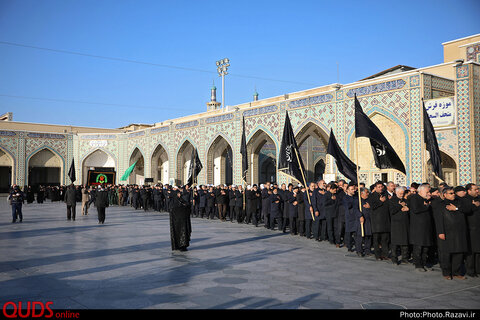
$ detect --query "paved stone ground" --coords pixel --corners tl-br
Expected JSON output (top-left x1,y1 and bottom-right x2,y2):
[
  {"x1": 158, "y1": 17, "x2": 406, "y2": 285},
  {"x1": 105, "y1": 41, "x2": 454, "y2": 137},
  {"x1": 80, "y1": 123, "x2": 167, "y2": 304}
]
[{"x1": 1, "y1": 199, "x2": 479, "y2": 309}]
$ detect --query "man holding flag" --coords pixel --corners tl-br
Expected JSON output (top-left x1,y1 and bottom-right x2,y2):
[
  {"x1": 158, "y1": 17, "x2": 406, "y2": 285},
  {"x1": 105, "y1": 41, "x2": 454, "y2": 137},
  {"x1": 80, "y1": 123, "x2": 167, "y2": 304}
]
[{"x1": 278, "y1": 111, "x2": 315, "y2": 222}]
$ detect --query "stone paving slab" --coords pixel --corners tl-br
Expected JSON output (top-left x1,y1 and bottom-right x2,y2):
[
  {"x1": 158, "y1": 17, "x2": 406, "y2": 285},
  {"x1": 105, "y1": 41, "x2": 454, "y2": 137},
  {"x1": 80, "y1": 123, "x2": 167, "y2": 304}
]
[{"x1": 1, "y1": 200, "x2": 479, "y2": 309}]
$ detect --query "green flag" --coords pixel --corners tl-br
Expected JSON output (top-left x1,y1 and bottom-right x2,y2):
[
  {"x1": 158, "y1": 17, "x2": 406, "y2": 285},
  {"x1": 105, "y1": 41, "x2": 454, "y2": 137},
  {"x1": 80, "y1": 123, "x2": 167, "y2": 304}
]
[{"x1": 121, "y1": 161, "x2": 137, "y2": 181}]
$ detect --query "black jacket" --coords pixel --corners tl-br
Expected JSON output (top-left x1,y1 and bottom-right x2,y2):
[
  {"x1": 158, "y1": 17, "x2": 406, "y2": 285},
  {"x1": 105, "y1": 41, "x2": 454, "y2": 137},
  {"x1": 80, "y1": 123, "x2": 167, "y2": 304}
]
[
  {"x1": 368, "y1": 192, "x2": 391, "y2": 233},
  {"x1": 95, "y1": 190, "x2": 110, "y2": 208},
  {"x1": 389, "y1": 195, "x2": 409, "y2": 246},
  {"x1": 64, "y1": 187, "x2": 77, "y2": 206},
  {"x1": 409, "y1": 194, "x2": 434, "y2": 246},
  {"x1": 437, "y1": 198, "x2": 468, "y2": 253}
]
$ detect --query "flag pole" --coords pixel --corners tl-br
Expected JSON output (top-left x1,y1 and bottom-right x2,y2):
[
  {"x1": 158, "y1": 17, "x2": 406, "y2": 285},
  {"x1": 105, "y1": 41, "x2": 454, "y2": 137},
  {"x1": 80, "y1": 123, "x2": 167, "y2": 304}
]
[
  {"x1": 355, "y1": 133, "x2": 365, "y2": 238},
  {"x1": 292, "y1": 147, "x2": 315, "y2": 221},
  {"x1": 421, "y1": 98, "x2": 429, "y2": 183}
]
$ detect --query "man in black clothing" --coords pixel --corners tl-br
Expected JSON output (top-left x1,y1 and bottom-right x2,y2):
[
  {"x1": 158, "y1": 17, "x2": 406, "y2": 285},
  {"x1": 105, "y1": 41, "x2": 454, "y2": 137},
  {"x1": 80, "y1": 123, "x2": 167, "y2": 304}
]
[
  {"x1": 297, "y1": 186, "x2": 306, "y2": 236},
  {"x1": 132, "y1": 186, "x2": 140, "y2": 210},
  {"x1": 336, "y1": 180, "x2": 347, "y2": 247},
  {"x1": 389, "y1": 186, "x2": 410, "y2": 265},
  {"x1": 437, "y1": 187, "x2": 468, "y2": 279},
  {"x1": 409, "y1": 184, "x2": 435, "y2": 272},
  {"x1": 65, "y1": 184, "x2": 77, "y2": 221},
  {"x1": 229, "y1": 186, "x2": 237, "y2": 222},
  {"x1": 288, "y1": 186, "x2": 299, "y2": 235},
  {"x1": 314, "y1": 180, "x2": 326, "y2": 241},
  {"x1": 324, "y1": 183, "x2": 339, "y2": 245},
  {"x1": 235, "y1": 186, "x2": 244, "y2": 223},
  {"x1": 206, "y1": 186, "x2": 216, "y2": 219},
  {"x1": 262, "y1": 183, "x2": 272, "y2": 228},
  {"x1": 153, "y1": 185, "x2": 162, "y2": 211},
  {"x1": 464, "y1": 183, "x2": 480, "y2": 277},
  {"x1": 368, "y1": 181, "x2": 391, "y2": 260},
  {"x1": 248, "y1": 185, "x2": 261, "y2": 226},
  {"x1": 95, "y1": 185, "x2": 109, "y2": 224}
]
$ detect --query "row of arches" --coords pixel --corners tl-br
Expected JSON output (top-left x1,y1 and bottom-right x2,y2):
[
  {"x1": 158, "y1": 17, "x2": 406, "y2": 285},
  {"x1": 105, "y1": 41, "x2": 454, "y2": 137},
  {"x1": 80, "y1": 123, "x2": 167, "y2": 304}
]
[
  {"x1": 0, "y1": 117, "x2": 459, "y2": 190},
  {"x1": 128, "y1": 122, "x2": 330, "y2": 186}
]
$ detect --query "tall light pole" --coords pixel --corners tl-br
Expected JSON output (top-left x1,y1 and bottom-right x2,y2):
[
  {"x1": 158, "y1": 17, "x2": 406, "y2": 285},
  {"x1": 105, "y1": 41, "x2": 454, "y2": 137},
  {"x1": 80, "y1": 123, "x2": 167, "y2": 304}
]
[{"x1": 216, "y1": 58, "x2": 230, "y2": 109}]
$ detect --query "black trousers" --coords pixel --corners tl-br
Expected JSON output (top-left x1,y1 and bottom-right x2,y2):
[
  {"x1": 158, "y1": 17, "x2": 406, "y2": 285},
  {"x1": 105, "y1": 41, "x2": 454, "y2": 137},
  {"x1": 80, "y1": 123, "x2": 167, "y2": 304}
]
[
  {"x1": 154, "y1": 199, "x2": 162, "y2": 211},
  {"x1": 97, "y1": 206, "x2": 106, "y2": 223},
  {"x1": 270, "y1": 216, "x2": 283, "y2": 230},
  {"x1": 344, "y1": 231, "x2": 355, "y2": 250},
  {"x1": 235, "y1": 206, "x2": 244, "y2": 222},
  {"x1": 373, "y1": 232, "x2": 390, "y2": 258},
  {"x1": 206, "y1": 206, "x2": 215, "y2": 219},
  {"x1": 297, "y1": 219, "x2": 305, "y2": 236},
  {"x1": 336, "y1": 217, "x2": 345, "y2": 245},
  {"x1": 355, "y1": 234, "x2": 372, "y2": 254},
  {"x1": 264, "y1": 213, "x2": 270, "y2": 229},
  {"x1": 440, "y1": 252, "x2": 464, "y2": 276},
  {"x1": 305, "y1": 219, "x2": 313, "y2": 238},
  {"x1": 326, "y1": 217, "x2": 338, "y2": 244},
  {"x1": 412, "y1": 245, "x2": 430, "y2": 268},
  {"x1": 289, "y1": 217, "x2": 297, "y2": 235},
  {"x1": 466, "y1": 251, "x2": 480, "y2": 275},
  {"x1": 312, "y1": 217, "x2": 321, "y2": 240},
  {"x1": 199, "y1": 207, "x2": 206, "y2": 218},
  {"x1": 391, "y1": 244, "x2": 409, "y2": 262},
  {"x1": 67, "y1": 204, "x2": 76, "y2": 220},
  {"x1": 251, "y1": 209, "x2": 260, "y2": 226}
]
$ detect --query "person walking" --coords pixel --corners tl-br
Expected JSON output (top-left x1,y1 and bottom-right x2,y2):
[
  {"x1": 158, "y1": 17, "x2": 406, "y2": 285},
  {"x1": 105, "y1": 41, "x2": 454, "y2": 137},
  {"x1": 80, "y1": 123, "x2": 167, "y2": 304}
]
[
  {"x1": 81, "y1": 186, "x2": 90, "y2": 215},
  {"x1": 95, "y1": 184, "x2": 109, "y2": 224},
  {"x1": 65, "y1": 184, "x2": 77, "y2": 221}
]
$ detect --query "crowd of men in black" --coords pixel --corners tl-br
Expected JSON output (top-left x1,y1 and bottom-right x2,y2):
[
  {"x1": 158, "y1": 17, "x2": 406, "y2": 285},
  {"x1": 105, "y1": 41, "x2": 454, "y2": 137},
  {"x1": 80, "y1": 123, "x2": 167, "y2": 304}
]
[{"x1": 8, "y1": 179, "x2": 480, "y2": 280}]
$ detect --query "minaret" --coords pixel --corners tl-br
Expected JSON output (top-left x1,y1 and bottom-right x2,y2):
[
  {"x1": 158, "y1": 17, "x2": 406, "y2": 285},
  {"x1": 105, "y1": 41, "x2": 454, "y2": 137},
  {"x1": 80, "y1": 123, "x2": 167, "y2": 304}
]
[
  {"x1": 207, "y1": 82, "x2": 221, "y2": 111},
  {"x1": 253, "y1": 87, "x2": 259, "y2": 101}
]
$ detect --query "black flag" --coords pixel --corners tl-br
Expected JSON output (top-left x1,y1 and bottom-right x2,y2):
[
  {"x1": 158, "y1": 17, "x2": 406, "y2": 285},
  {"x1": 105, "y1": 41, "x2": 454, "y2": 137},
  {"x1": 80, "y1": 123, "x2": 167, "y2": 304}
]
[
  {"x1": 68, "y1": 158, "x2": 76, "y2": 183},
  {"x1": 186, "y1": 147, "x2": 202, "y2": 186},
  {"x1": 278, "y1": 111, "x2": 307, "y2": 185},
  {"x1": 327, "y1": 128, "x2": 358, "y2": 183},
  {"x1": 354, "y1": 94, "x2": 406, "y2": 174},
  {"x1": 240, "y1": 116, "x2": 248, "y2": 183},
  {"x1": 423, "y1": 99, "x2": 443, "y2": 180}
]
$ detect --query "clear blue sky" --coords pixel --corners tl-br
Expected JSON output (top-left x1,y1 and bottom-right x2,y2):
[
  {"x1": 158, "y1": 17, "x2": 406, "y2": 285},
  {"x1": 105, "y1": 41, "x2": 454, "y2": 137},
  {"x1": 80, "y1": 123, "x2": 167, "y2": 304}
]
[{"x1": 0, "y1": 0, "x2": 479, "y2": 128}]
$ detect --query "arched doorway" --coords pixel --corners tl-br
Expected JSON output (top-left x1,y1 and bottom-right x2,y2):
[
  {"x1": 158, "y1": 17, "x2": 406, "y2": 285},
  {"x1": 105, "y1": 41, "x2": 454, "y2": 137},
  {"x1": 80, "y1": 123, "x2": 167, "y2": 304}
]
[
  {"x1": 295, "y1": 122, "x2": 329, "y2": 183},
  {"x1": 207, "y1": 135, "x2": 233, "y2": 186},
  {"x1": 176, "y1": 140, "x2": 195, "y2": 186},
  {"x1": 28, "y1": 148, "x2": 63, "y2": 188},
  {"x1": 0, "y1": 148, "x2": 14, "y2": 192},
  {"x1": 427, "y1": 151, "x2": 457, "y2": 187},
  {"x1": 151, "y1": 143, "x2": 169, "y2": 185},
  {"x1": 129, "y1": 148, "x2": 145, "y2": 185},
  {"x1": 314, "y1": 158, "x2": 326, "y2": 182},
  {"x1": 82, "y1": 149, "x2": 116, "y2": 186},
  {"x1": 260, "y1": 156, "x2": 276, "y2": 184},
  {"x1": 247, "y1": 129, "x2": 277, "y2": 185}
]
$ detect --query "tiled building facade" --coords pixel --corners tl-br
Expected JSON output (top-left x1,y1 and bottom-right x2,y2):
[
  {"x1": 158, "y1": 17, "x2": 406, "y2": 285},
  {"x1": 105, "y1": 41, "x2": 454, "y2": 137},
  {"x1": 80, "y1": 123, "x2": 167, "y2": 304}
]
[{"x1": 1, "y1": 35, "x2": 479, "y2": 190}]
